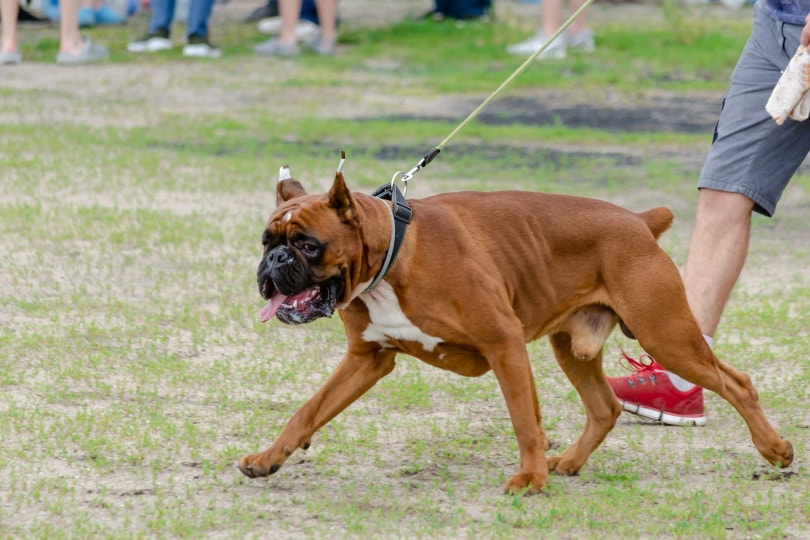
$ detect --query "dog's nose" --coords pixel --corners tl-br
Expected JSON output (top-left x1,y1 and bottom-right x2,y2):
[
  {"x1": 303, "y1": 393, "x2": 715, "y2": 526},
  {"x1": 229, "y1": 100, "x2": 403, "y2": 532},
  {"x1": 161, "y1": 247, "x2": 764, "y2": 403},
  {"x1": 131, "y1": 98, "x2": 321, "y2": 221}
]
[{"x1": 265, "y1": 247, "x2": 292, "y2": 268}]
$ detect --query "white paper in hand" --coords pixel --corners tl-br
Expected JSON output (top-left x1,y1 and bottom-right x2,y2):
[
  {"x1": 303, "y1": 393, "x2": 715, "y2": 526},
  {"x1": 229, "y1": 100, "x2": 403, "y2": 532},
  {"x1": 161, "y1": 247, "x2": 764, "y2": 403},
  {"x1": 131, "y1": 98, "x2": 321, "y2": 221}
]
[{"x1": 766, "y1": 45, "x2": 810, "y2": 125}]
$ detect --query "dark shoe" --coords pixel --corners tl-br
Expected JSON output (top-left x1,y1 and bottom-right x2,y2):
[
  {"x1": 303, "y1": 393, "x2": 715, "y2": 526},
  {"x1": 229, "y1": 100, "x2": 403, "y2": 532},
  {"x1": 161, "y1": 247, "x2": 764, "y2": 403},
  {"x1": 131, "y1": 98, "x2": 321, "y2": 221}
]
[
  {"x1": 183, "y1": 35, "x2": 222, "y2": 58},
  {"x1": 244, "y1": 1, "x2": 278, "y2": 23}
]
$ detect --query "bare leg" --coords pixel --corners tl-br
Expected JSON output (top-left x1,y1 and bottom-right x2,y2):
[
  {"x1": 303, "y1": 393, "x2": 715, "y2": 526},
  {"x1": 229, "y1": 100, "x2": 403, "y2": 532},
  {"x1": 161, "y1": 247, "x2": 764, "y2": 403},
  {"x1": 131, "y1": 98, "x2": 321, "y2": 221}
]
[
  {"x1": 59, "y1": 0, "x2": 84, "y2": 54},
  {"x1": 540, "y1": 0, "x2": 563, "y2": 36},
  {"x1": 684, "y1": 189, "x2": 755, "y2": 337},
  {"x1": 542, "y1": 0, "x2": 589, "y2": 36},
  {"x1": 0, "y1": 0, "x2": 20, "y2": 54},
  {"x1": 278, "y1": 0, "x2": 302, "y2": 45},
  {"x1": 313, "y1": 0, "x2": 337, "y2": 41}
]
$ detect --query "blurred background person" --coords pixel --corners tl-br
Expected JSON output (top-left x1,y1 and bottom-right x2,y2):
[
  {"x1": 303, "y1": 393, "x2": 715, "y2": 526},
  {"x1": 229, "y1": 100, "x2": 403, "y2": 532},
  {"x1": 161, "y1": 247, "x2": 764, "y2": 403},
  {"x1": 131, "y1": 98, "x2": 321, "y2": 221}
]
[
  {"x1": 254, "y1": 0, "x2": 337, "y2": 56},
  {"x1": 1, "y1": 0, "x2": 109, "y2": 64},
  {"x1": 507, "y1": 0, "x2": 594, "y2": 59},
  {"x1": 127, "y1": 0, "x2": 220, "y2": 58}
]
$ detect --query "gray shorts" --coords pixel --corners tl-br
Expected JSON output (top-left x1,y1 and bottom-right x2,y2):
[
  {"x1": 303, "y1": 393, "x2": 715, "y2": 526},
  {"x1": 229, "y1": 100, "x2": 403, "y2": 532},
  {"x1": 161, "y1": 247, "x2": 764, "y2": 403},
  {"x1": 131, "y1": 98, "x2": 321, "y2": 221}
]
[{"x1": 699, "y1": 6, "x2": 810, "y2": 217}]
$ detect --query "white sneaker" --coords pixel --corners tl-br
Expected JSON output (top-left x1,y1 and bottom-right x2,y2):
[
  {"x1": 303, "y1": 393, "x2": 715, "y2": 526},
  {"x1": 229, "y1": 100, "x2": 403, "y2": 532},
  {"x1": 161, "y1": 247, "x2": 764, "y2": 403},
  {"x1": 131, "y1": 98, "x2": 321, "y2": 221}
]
[
  {"x1": 127, "y1": 33, "x2": 173, "y2": 53},
  {"x1": 506, "y1": 32, "x2": 566, "y2": 59},
  {"x1": 567, "y1": 28, "x2": 595, "y2": 53},
  {"x1": 257, "y1": 17, "x2": 321, "y2": 42}
]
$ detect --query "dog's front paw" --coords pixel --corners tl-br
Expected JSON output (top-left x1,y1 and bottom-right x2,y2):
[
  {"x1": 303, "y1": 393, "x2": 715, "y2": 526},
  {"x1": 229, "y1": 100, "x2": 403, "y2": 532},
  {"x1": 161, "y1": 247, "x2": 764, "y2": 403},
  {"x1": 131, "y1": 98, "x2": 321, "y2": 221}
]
[
  {"x1": 503, "y1": 472, "x2": 547, "y2": 495},
  {"x1": 238, "y1": 452, "x2": 282, "y2": 479}
]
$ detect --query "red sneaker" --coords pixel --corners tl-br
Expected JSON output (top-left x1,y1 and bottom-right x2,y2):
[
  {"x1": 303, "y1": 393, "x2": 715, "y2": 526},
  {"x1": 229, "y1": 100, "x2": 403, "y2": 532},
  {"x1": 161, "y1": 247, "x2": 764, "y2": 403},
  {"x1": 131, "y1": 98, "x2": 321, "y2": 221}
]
[{"x1": 607, "y1": 352, "x2": 707, "y2": 426}]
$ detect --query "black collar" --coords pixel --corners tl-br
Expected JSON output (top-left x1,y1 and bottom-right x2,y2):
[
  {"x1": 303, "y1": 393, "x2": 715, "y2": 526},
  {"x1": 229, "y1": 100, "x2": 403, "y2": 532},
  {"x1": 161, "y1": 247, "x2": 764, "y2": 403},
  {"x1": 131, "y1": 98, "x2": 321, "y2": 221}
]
[{"x1": 365, "y1": 183, "x2": 412, "y2": 291}]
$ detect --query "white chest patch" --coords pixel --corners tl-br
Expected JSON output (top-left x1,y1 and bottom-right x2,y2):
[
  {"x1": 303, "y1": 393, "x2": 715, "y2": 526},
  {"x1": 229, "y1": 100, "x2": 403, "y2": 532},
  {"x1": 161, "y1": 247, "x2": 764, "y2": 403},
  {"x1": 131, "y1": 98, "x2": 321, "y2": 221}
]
[{"x1": 359, "y1": 282, "x2": 443, "y2": 351}]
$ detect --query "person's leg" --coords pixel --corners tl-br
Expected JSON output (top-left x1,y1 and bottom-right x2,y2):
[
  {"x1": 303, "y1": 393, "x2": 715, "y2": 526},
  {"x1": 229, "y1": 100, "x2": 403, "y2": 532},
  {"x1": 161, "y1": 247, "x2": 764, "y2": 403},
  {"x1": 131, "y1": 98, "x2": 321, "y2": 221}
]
[
  {"x1": 312, "y1": 0, "x2": 336, "y2": 41},
  {"x1": 684, "y1": 190, "x2": 755, "y2": 338},
  {"x1": 506, "y1": 0, "x2": 567, "y2": 58},
  {"x1": 300, "y1": 0, "x2": 318, "y2": 24},
  {"x1": 278, "y1": 0, "x2": 302, "y2": 44},
  {"x1": 186, "y1": 0, "x2": 216, "y2": 38},
  {"x1": 540, "y1": 0, "x2": 562, "y2": 36},
  {"x1": 0, "y1": 0, "x2": 20, "y2": 55},
  {"x1": 567, "y1": 0, "x2": 589, "y2": 34},
  {"x1": 59, "y1": 0, "x2": 85, "y2": 54},
  {"x1": 607, "y1": 9, "x2": 810, "y2": 424},
  {"x1": 127, "y1": 0, "x2": 173, "y2": 52},
  {"x1": 255, "y1": 0, "x2": 301, "y2": 54},
  {"x1": 56, "y1": 0, "x2": 108, "y2": 62},
  {"x1": 146, "y1": 0, "x2": 175, "y2": 33},
  {"x1": 566, "y1": 0, "x2": 595, "y2": 52}
]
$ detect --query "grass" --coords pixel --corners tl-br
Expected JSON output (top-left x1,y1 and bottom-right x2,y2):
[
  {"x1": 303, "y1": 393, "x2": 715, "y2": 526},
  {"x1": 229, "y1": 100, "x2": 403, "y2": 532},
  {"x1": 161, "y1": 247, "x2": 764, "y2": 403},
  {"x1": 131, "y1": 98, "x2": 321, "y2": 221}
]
[{"x1": 2, "y1": 1, "x2": 810, "y2": 538}]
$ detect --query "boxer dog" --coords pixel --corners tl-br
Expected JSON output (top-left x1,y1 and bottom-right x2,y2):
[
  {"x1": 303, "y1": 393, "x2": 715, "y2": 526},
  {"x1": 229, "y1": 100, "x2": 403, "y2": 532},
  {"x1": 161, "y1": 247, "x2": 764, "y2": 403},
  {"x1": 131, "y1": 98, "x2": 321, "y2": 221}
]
[{"x1": 239, "y1": 164, "x2": 793, "y2": 494}]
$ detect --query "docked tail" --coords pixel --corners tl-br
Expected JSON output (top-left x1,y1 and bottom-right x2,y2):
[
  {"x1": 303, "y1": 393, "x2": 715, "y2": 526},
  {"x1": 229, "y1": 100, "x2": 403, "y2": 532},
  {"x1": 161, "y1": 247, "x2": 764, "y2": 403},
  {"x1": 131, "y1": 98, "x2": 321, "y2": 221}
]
[{"x1": 639, "y1": 207, "x2": 674, "y2": 239}]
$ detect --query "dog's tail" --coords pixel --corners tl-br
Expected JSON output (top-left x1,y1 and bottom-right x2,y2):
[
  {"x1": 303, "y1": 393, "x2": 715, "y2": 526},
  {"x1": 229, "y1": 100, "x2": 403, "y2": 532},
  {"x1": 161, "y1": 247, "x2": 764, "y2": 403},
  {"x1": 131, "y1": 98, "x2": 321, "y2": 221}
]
[{"x1": 639, "y1": 207, "x2": 674, "y2": 239}]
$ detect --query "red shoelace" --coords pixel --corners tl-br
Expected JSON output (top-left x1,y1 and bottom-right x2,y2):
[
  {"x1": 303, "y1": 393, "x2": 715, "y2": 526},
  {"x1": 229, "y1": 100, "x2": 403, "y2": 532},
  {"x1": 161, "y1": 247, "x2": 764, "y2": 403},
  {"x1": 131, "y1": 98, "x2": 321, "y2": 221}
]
[{"x1": 618, "y1": 350, "x2": 663, "y2": 373}]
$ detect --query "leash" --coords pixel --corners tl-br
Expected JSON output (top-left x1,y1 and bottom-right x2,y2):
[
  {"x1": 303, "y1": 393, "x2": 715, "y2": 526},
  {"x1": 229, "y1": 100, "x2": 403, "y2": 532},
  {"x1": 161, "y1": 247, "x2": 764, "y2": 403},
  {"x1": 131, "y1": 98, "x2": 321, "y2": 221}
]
[
  {"x1": 391, "y1": 0, "x2": 596, "y2": 193},
  {"x1": 358, "y1": 0, "x2": 594, "y2": 289}
]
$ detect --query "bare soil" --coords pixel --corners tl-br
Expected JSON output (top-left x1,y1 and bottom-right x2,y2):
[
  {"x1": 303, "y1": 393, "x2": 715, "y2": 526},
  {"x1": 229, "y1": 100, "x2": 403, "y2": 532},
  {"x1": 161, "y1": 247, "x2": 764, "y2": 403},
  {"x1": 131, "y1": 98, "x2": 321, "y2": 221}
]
[{"x1": 2, "y1": 1, "x2": 809, "y2": 537}]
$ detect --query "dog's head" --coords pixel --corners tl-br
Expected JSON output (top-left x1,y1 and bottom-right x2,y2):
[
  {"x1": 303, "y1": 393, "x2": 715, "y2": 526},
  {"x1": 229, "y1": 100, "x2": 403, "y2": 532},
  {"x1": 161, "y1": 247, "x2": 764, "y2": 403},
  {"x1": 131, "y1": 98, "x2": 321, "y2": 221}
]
[{"x1": 258, "y1": 166, "x2": 363, "y2": 325}]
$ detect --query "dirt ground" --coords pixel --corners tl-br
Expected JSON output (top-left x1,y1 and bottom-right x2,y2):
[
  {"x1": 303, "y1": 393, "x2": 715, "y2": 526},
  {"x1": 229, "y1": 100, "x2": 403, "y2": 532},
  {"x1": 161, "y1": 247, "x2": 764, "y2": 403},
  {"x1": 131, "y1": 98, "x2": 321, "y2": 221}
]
[{"x1": 3, "y1": 1, "x2": 810, "y2": 537}]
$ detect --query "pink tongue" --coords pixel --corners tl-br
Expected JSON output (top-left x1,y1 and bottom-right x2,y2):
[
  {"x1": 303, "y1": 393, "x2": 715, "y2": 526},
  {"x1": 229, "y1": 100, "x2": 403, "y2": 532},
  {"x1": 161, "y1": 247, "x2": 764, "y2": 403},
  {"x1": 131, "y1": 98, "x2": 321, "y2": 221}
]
[{"x1": 260, "y1": 292, "x2": 288, "y2": 323}]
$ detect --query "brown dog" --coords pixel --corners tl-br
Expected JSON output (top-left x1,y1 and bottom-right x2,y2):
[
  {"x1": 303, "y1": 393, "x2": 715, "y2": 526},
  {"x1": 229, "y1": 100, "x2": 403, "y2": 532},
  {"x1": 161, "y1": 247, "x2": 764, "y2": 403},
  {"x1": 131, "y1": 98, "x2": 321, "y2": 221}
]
[{"x1": 239, "y1": 165, "x2": 793, "y2": 494}]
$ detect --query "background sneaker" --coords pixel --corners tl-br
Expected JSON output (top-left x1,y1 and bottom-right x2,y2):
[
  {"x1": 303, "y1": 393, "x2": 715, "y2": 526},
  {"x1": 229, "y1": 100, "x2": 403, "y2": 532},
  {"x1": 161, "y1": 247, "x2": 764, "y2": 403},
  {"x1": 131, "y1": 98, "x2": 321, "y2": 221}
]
[
  {"x1": 304, "y1": 36, "x2": 336, "y2": 55},
  {"x1": 606, "y1": 352, "x2": 707, "y2": 426},
  {"x1": 128, "y1": 30, "x2": 172, "y2": 52},
  {"x1": 56, "y1": 37, "x2": 109, "y2": 65},
  {"x1": 506, "y1": 32, "x2": 566, "y2": 59},
  {"x1": 257, "y1": 17, "x2": 321, "y2": 42},
  {"x1": 567, "y1": 28, "x2": 595, "y2": 53},
  {"x1": 0, "y1": 50, "x2": 22, "y2": 65},
  {"x1": 254, "y1": 38, "x2": 300, "y2": 56},
  {"x1": 183, "y1": 36, "x2": 222, "y2": 58}
]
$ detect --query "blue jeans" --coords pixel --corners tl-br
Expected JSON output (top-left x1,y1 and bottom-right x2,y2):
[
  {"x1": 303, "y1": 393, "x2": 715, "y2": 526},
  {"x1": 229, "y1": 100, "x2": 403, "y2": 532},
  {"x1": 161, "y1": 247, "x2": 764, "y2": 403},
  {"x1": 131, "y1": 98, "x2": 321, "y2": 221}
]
[{"x1": 148, "y1": 0, "x2": 216, "y2": 38}]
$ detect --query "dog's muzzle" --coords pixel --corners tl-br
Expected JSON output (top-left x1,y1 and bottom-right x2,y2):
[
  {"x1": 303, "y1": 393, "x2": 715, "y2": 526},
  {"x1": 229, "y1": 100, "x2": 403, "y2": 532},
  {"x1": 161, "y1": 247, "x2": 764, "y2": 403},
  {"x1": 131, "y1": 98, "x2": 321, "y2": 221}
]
[{"x1": 257, "y1": 247, "x2": 342, "y2": 325}]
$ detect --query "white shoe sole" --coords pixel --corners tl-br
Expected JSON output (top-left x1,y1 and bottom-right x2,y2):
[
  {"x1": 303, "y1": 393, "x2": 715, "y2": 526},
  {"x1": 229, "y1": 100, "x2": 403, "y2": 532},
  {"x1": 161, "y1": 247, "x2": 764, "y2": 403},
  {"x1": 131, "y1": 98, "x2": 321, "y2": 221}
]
[
  {"x1": 183, "y1": 44, "x2": 222, "y2": 59},
  {"x1": 257, "y1": 17, "x2": 321, "y2": 41},
  {"x1": 618, "y1": 400, "x2": 707, "y2": 426},
  {"x1": 127, "y1": 39, "x2": 173, "y2": 53}
]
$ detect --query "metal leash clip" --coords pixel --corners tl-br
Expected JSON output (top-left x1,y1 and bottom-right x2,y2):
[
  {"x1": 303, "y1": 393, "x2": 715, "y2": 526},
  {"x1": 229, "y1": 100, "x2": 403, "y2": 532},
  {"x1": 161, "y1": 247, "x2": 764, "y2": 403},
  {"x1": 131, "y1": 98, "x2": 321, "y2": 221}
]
[
  {"x1": 393, "y1": 147, "x2": 442, "y2": 192},
  {"x1": 390, "y1": 170, "x2": 408, "y2": 195}
]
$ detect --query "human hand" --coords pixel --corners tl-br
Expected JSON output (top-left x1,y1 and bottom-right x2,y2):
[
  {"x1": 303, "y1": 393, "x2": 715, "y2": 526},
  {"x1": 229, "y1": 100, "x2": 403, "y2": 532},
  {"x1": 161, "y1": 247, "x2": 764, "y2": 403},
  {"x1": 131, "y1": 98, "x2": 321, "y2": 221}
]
[{"x1": 802, "y1": 12, "x2": 810, "y2": 47}]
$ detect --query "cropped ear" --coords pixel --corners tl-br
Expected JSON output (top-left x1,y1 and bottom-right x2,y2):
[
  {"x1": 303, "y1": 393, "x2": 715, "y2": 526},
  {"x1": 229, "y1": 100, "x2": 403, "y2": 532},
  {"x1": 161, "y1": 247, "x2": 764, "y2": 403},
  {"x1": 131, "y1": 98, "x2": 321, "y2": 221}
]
[
  {"x1": 327, "y1": 170, "x2": 359, "y2": 226},
  {"x1": 276, "y1": 165, "x2": 307, "y2": 206}
]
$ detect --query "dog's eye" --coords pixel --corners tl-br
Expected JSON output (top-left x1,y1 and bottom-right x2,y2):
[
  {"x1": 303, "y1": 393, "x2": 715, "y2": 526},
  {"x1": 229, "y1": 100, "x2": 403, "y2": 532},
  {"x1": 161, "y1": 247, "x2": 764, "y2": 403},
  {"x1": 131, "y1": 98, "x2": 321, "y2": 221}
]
[
  {"x1": 299, "y1": 242, "x2": 318, "y2": 255},
  {"x1": 262, "y1": 230, "x2": 270, "y2": 247},
  {"x1": 293, "y1": 237, "x2": 320, "y2": 257}
]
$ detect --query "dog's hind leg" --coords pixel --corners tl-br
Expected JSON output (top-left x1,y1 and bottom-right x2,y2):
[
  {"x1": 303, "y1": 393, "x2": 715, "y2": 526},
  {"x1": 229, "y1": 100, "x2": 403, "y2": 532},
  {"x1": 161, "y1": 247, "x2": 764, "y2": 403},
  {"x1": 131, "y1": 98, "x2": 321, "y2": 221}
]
[
  {"x1": 546, "y1": 332, "x2": 622, "y2": 475},
  {"x1": 643, "y1": 334, "x2": 793, "y2": 468},
  {"x1": 614, "y1": 251, "x2": 793, "y2": 468}
]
